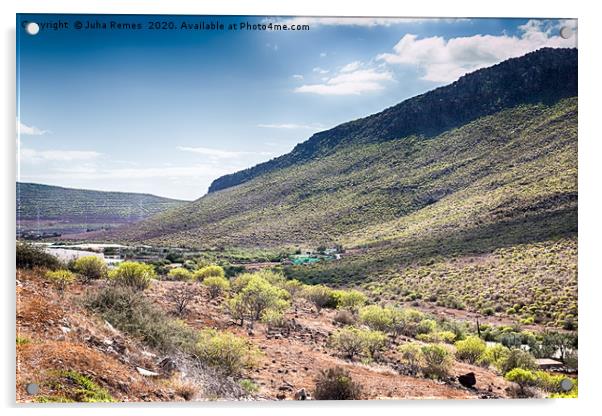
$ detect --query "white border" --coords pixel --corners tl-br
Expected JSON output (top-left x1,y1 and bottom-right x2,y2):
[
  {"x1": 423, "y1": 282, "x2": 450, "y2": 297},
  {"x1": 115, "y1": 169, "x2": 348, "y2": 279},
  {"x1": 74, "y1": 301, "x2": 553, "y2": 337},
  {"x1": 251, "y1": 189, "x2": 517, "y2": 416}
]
[{"x1": 2, "y1": 1, "x2": 600, "y2": 415}]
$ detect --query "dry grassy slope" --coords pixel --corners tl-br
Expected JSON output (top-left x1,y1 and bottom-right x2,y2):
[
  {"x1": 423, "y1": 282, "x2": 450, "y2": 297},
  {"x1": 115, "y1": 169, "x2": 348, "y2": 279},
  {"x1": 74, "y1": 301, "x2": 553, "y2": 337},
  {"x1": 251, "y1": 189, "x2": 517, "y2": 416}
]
[
  {"x1": 114, "y1": 98, "x2": 576, "y2": 257},
  {"x1": 16, "y1": 270, "x2": 513, "y2": 402}
]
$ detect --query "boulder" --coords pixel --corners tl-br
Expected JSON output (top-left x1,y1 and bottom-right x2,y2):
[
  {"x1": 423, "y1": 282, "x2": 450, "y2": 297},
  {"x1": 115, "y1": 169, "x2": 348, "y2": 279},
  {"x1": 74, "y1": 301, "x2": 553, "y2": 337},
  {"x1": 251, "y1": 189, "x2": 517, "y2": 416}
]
[{"x1": 458, "y1": 372, "x2": 477, "y2": 389}]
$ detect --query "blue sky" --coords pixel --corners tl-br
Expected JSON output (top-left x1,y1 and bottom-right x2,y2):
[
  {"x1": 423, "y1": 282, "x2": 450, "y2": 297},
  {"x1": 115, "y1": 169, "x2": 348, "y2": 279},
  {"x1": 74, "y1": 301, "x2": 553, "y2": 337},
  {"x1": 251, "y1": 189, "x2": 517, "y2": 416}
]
[{"x1": 16, "y1": 15, "x2": 577, "y2": 200}]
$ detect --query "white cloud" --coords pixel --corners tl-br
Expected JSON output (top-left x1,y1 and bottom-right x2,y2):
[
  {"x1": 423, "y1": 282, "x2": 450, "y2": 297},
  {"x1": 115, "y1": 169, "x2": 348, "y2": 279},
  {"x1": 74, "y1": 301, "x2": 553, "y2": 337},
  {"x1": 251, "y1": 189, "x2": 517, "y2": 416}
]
[
  {"x1": 320, "y1": 52, "x2": 327, "y2": 57},
  {"x1": 295, "y1": 67, "x2": 394, "y2": 96},
  {"x1": 312, "y1": 67, "x2": 329, "y2": 74},
  {"x1": 292, "y1": 74, "x2": 304, "y2": 80},
  {"x1": 273, "y1": 17, "x2": 467, "y2": 27},
  {"x1": 340, "y1": 61, "x2": 362, "y2": 73},
  {"x1": 20, "y1": 148, "x2": 102, "y2": 163},
  {"x1": 257, "y1": 123, "x2": 322, "y2": 130},
  {"x1": 177, "y1": 146, "x2": 272, "y2": 159},
  {"x1": 17, "y1": 120, "x2": 49, "y2": 136},
  {"x1": 377, "y1": 19, "x2": 577, "y2": 83}
]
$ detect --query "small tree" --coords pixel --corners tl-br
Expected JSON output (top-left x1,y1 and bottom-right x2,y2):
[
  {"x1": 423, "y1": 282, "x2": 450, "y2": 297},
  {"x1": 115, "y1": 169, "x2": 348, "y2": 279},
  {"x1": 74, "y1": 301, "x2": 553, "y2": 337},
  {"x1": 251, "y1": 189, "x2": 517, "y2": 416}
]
[
  {"x1": 505, "y1": 368, "x2": 537, "y2": 396},
  {"x1": 108, "y1": 261, "x2": 156, "y2": 291},
  {"x1": 335, "y1": 290, "x2": 367, "y2": 314},
  {"x1": 421, "y1": 344, "x2": 453, "y2": 379},
  {"x1": 193, "y1": 265, "x2": 225, "y2": 281},
  {"x1": 167, "y1": 283, "x2": 198, "y2": 316},
  {"x1": 455, "y1": 335, "x2": 487, "y2": 364},
  {"x1": 283, "y1": 279, "x2": 304, "y2": 301},
  {"x1": 46, "y1": 269, "x2": 76, "y2": 292},
  {"x1": 313, "y1": 367, "x2": 362, "y2": 400},
  {"x1": 478, "y1": 343, "x2": 510, "y2": 369},
  {"x1": 202, "y1": 275, "x2": 230, "y2": 299},
  {"x1": 73, "y1": 256, "x2": 107, "y2": 282},
  {"x1": 168, "y1": 267, "x2": 194, "y2": 281},
  {"x1": 362, "y1": 329, "x2": 387, "y2": 359},
  {"x1": 302, "y1": 285, "x2": 334, "y2": 313}
]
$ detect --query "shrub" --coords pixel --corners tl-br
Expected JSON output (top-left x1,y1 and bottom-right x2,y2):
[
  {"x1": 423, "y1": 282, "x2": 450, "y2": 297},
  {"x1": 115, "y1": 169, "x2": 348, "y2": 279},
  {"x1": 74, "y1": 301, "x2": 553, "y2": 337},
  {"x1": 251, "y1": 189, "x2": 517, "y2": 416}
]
[
  {"x1": 170, "y1": 379, "x2": 198, "y2": 401},
  {"x1": 227, "y1": 275, "x2": 289, "y2": 325},
  {"x1": 195, "y1": 329, "x2": 261, "y2": 376},
  {"x1": 260, "y1": 308, "x2": 287, "y2": 329},
  {"x1": 86, "y1": 285, "x2": 197, "y2": 353},
  {"x1": 313, "y1": 367, "x2": 362, "y2": 400},
  {"x1": 202, "y1": 275, "x2": 230, "y2": 298},
  {"x1": 168, "y1": 267, "x2": 193, "y2": 281},
  {"x1": 16, "y1": 336, "x2": 30, "y2": 346},
  {"x1": 455, "y1": 336, "x2": 487, "y2": 364},
  {"x1": 230, "y1": 273, "x2": 254, "y2": 293},
  {"x1": 398, "y1": 342, "x2": 424, "y2": 375},
  {"x1": 416, "y1": 318, "x2": 437, "y2": 335},
  {"x1": 330, "y1": 327, "x2": 386, "y2": 360},
  {"x1": 362, "y1": 330, "x2": 387, "y2": 359},
  {"x1": 193, "y1": 265, "x2": 225, "y2": 281},
  {"x1": 73, "y1": 256, "x2": 108, "y2": 281},
  {"x1": 43, "y1": 370, "x2": 115, "y2": 403},
  {"x1": 17, "y1": 242, "x2": 61, "y2": 270},
  {"x1": 499, "y1": 348, "x2": 537, "y2": 374},
  {"x1": 108, "y1": 261, "x2": 156, "y2": 290},
  {"x1": 505, "y1": 368, "x2": 537, "y2": 395},
  {"x1": 283, "y1": 279, "x2": 304, "y2": 300},
  {"x1": 239, "y1": 379, "x2": 259, "y2": 395},
  {"x1": 335, "y1": 290, "x2": 367, "y2": 313},
  {"x1": 534, "y1": 370, "x2": 565, "y2": 393},
  {"x1": 417, "y1": 331, "x2": 456, "y2": 344},
  {"x1": 421, "y1": 344, "x2": 453, "y2": 379},
  {"x1": 45, "y1": 269, "x2": 76, "y2": 292},
  {"x1": 358, "y1": 305, "x2": 394, "y2": 332},
  {"x1": 333, "y1": 310, "x2": 356, "y2": 326},
  {"x1": 167, "y1": 283, "x2": 198, "y2": 316},
  {"x1": 302, "y1": 285, "x2": 335, "y2": 312},
  {"x1": 330, "y1": 327, "x2": 365, "y2": 360},
  {"x1": 478, "y1": 343, "x2": 510, "y2": 369}
]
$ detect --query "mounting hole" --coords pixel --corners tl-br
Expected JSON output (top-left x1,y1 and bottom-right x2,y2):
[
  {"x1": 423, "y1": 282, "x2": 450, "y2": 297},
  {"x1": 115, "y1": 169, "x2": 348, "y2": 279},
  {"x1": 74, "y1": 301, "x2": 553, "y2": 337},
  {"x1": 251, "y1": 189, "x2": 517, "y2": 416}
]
[
  {"x1": 559, "y1": 26, "x2": 573, "y2": 39},
  {"x1": 25, "y1": 22, "x2": 40, "y2": 36},
  {"x1": 26, "y1": 383, "x2": 39, "y2": 395},
  {"x1": 560, "y1": 378, "x2": 573, "y2": 392}
]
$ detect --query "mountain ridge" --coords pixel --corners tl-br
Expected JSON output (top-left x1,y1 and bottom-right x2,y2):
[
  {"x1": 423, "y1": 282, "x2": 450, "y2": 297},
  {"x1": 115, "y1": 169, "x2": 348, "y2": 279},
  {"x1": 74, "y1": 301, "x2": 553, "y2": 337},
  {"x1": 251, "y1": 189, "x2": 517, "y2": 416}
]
[{"x1": 208, "y1": 47, "x2": 577, "y2": 193}]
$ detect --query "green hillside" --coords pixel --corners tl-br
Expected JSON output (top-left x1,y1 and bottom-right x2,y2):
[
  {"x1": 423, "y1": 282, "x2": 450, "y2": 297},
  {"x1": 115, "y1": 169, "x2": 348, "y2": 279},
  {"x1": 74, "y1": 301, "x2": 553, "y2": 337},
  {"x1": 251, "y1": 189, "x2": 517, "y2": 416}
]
[
  {"x1": 119, "y1": 98, "x2": 576, "y2": 251},
  {"x1": 17, "y1": 182, "x2": 186, "y2": 228}
]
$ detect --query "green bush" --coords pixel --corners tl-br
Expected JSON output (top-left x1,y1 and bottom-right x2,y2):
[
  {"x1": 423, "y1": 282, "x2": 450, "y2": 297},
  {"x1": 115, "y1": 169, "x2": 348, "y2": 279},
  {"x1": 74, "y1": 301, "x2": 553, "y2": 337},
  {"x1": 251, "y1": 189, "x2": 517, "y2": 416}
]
[
  {"x1": 45, "y1": 269, "x2": 76, "y2": 291},
  {"x1": 86, "y1": 285, "x2": 197, "y2": 353},
  {"x1": 421, "y1": 344, "x2": 454, "y2": 379},
  {"x1": 283, "y1": 279, "x2": 304, "y2": 300},
  {"x1": 168, "y1": 267, "x2": 194, "y2": 281},
  {"x1": 455, "y1": 336, "x2": 487, "y2": 364},
  {"x1": 416, "y1": 319, "x2": 437, "y2": 335},
  {"x1": 534, "y1": 370, "x2": 565, "y2": 393},
  {"x1": 17, "y1": 242, "x2": 61, "y2": 270},
  {"x1": 195, "y1": 329, "x2": 261, "y2": 376},
  {"x1": 260, "y1": 308, "x2": 287, "y2": 329},
  {"x1": 302, "y1": 284, "x2": 335, "y2": 312},
  {"x1": 227, "y1": 274, "x2": 289, "y2": 324},
  {"x1": 358, "y1": 305, "x2": 394, "y2": 332},
  {"x1": 108, "y1": 261, "x2": 156, "y2": 290},
  {"x1": 202, "y1": 275, "x2": 230, "y2": 298},
  {"x1": 335, "y1": 289, "x2": 367, "y2": 313},
  {"x1": 313, "y1": 367, "x2": 362, "y2": 400},
  {"x1": 193, "y1": 265, "x2": 225, "y2": 281},
  {"x1": 73, "y1": 256, "x2": 108, "y2": 281},
  {"x1": 330, "y1": 327, "x2": 387, "y2": 360},
  {"x1": 477, "y1": 343, "x2": 510, "y2": 369},
  {"x1": 416, "y1": 331, "x2": 456, "y2": 344},
  {"x1": 43, "y1": 370, "x2": 115, "y2": 403},
  {"x1": 499, "y1": 348, "x2": 537, "y2": 374},
  {"x1": 505, "y1": 368, "x2": 537, "y2": 395},
  {"x1": 398, "y1": 342, "x2": 424, "y2": 375}
]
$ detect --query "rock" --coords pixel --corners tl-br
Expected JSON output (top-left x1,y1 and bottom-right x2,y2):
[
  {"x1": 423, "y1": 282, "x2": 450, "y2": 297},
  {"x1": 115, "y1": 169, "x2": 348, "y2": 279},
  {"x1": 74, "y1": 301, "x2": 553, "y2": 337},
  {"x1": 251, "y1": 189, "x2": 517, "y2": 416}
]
[
  {"x1": 158, "y1": 357, "x2": 177, "y2": 375},
  {"x1": 458, "y1": 372, "x2": 477, "y2": 389},
  {"x1": 59, "y1": 326, "x2": 71, "y2": 334},
  {"x1": 276, "y1": 392, "x2": 286, "y2": 400},
  {"x1": 136, "y1": 367, "x2": 160, "y2": 377},
  {"x1": 294, "y1": 388, "x2": 309, "y2": 400},
  {"x1": 279, "y1": 385, "x2": 293, "y2": 391}
]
